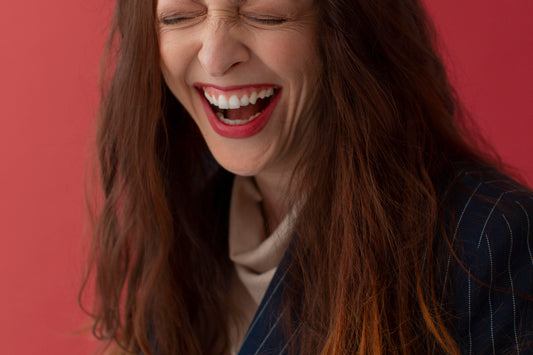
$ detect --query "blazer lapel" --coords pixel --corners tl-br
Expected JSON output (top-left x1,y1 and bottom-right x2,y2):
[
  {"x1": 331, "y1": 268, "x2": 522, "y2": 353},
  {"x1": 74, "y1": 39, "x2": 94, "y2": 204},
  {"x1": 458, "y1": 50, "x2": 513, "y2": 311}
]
[{"x1": 237, "y1": 249, "x2": 300, "y2": 355}]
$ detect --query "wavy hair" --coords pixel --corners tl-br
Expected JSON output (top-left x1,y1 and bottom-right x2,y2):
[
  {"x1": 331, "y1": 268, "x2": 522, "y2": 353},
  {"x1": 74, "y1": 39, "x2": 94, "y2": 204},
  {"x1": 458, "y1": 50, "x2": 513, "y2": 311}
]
[{"x1": 82, "y1": 0, "x2": 497, "y2": 353}]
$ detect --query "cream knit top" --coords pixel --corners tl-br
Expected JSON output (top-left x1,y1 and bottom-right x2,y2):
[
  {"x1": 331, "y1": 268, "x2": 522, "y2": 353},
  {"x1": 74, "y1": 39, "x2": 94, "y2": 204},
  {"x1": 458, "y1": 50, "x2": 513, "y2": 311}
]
[{"x1": 227, "y1": 176, "x2": 296, "y2": 355}]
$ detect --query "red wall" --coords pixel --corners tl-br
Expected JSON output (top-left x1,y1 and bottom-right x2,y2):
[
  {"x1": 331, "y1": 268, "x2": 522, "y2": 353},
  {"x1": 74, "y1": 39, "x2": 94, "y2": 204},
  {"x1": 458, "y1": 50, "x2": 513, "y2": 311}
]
[
  {"x1": 426, "y1": 0, "x2": 533, "y2": 185},
  {"x1": 0, "y1": 1, "x2": 531, "y2": 353}
]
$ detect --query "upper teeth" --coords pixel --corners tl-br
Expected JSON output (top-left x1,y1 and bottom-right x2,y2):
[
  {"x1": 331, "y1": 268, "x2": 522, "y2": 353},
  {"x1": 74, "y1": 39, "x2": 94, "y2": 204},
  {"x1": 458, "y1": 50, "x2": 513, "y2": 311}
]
[{"x1": 204, "y1": 87, "x2": 276, "y2": 109}]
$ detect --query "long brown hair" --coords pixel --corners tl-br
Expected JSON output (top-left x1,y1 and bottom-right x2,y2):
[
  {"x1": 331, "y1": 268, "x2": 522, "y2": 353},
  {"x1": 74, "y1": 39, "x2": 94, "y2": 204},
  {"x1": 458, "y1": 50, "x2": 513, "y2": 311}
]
[{"x1": 82, "y1": 0, "x2": 497, "y2": 353}]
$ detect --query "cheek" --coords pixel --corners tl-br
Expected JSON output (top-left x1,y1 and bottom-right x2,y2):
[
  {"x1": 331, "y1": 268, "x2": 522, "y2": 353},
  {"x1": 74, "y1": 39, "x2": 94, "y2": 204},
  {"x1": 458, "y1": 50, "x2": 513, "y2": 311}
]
[
  {"x1": 256, "y1": 33, "x2": 320, "y2": 84},
  {"x1": 159, "y1": 34, "x2": 197, "y2": 89},
  {"x1": 159, "y1": 48, "x2": 197, "y2": 116},
  {"x1": 160, "y1": 48, "x2": 185, "y2": 86}
]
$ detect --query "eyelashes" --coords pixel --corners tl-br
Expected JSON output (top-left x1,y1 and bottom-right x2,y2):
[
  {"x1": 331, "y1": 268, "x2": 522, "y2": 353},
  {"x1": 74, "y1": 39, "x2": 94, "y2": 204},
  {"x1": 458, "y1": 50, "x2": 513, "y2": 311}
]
[
  {"x1": 243, "y1": 15, "x2": 287, "y2": 25},
  {"x1": 158, "y1": 10, "x2": 206, "y2": 26},
  {"x1": 158, "y1": 12, "x2": 287, "y2": 28},
  {"x1": 160, "y1": 17, "x2": 194, "y2": 25}
]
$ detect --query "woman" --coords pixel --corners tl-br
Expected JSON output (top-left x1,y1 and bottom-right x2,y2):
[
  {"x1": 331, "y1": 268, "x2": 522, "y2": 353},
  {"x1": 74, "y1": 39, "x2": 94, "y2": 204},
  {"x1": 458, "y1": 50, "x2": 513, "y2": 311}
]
[{"x1": 83, "y1": 0, "x2": 533, "y2": 353}]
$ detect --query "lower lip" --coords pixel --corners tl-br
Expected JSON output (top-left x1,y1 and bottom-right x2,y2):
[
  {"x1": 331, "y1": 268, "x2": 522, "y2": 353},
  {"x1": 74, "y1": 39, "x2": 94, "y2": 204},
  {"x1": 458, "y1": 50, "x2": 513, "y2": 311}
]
[{"x1": 198, "y1": 88, "x2": 281, "y2": 139}]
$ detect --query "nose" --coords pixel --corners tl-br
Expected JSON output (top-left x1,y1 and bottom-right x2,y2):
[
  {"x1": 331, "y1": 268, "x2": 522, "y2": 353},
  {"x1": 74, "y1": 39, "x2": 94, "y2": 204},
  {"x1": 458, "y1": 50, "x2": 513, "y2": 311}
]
[{"x1": 198, "y1": 18, "x2": 250, "y2": 77}]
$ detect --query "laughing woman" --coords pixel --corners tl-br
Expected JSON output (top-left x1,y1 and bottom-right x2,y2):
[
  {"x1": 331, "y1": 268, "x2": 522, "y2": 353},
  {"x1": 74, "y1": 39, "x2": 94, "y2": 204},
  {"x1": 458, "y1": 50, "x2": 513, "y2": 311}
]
[{"x1": 83, "y1": 0, "x2": 533, "y2": 354}]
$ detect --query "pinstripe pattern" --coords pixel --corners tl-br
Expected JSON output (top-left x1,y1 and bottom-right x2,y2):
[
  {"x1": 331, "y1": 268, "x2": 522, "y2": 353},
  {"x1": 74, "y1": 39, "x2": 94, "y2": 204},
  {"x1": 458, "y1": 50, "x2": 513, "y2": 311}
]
[
  {"x1": 445, "y1": 170, "x2": 533, "y2": 355},
  {"x1": 253, "y1": 310, "x2": 286, "y2": 355},
  {"x1": 441, "y1": 182, "x2": 482, "y2": 304},
  {"x1": 485, "y1": 233, "x2": 495, "y2": 355},
  {"x1": 476, "y1": 192, "x2": 505, "y2": 248},
  {"x1": 503, "y1": 214, "x2": 520, "y2": 354},
  {"x1": 516, "y1": 202, "x2": 532, "y2": 267},
  {"x1": 279, "y1": 325, "x2": 302, "y2": 355},
  {"x1": 237, "y1": 252, "x2": 293, "y2": 355},
  {"x1": 239, "y1": 268, "x2": 289, "y2": 348}
]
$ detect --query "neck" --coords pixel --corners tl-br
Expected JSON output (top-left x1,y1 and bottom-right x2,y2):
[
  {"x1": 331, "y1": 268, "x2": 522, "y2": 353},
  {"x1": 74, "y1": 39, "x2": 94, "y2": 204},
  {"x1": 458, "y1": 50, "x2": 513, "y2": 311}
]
[{"x1": 253, "y1": 169, "x2": 294, "y2": 235}]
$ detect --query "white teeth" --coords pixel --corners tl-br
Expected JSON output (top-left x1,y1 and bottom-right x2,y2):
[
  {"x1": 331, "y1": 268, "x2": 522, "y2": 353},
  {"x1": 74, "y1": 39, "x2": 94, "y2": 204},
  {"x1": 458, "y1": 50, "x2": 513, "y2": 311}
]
[
  {"x1": 215, "y1": 112, "x2": 261, "y2": 125},
  {"x1": 249, "y1": 92, "x2": 258, "y2": 105},
  {"x1": 228, "y1": 95, "x2": 240, "y2": 109},
  {"x1": 217, "y1": 95, "x2": 229, "y2": 109},
  {"x1": 204, "y1": 91, "x2": 213, "y2": 104},
  {"x1": 204, "y1": 87, "x2": 276, "y2": 109}
]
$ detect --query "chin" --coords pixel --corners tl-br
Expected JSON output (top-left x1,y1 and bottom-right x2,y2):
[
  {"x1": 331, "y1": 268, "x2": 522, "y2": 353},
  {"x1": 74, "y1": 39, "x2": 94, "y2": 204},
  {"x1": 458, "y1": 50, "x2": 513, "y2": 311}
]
[
  {"x1": 209, "y1": 150, "x2": 267, "y2": 177},
  {"x1": 215, "y1": 159, "x2": 264, "y2": 177}
]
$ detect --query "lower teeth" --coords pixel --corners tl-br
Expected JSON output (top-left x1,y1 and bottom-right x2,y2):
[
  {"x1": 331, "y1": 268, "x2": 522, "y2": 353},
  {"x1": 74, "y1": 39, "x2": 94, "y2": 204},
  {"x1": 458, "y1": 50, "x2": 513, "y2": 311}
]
[{"x1": 216, "y1": 112, "x2": 261, "y2": 125}]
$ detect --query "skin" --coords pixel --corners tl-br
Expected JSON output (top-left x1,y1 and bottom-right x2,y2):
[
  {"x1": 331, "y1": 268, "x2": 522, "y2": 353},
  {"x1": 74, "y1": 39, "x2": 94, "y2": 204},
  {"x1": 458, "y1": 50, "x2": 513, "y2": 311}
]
[{"x1": 157, "y1": 0, "x2": 321, "y2": 231}]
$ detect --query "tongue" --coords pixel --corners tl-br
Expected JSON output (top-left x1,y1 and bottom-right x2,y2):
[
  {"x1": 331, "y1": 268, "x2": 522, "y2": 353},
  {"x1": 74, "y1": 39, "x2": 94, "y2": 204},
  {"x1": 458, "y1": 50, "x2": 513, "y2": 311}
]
[
  {"x1": 225, "y1": 99, "x2": 269, "y2": 120},
  {"x1": 226, "y1": 103, "x2": 259, "y2": 120}
]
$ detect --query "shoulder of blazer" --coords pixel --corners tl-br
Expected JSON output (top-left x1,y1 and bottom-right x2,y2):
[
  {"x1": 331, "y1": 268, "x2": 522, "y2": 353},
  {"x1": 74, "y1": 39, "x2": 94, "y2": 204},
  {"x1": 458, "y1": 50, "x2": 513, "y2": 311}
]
[{"x1": 442, "y1": 167, "x2": 533, "y2": 355}]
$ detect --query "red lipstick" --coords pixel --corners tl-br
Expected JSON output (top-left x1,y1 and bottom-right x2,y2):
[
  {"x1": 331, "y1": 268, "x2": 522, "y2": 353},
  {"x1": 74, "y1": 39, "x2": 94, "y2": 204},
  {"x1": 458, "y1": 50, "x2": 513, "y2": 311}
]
[{"x1": 195, "y1": 84, "x2": 281, "y2": 139}]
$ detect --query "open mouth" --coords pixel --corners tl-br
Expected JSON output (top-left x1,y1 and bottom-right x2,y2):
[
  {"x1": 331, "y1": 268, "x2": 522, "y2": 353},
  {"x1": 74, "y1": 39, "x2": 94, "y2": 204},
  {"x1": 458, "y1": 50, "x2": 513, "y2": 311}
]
[{"x1": 200, "y1": 86, "x2": 280, "y2": 126}]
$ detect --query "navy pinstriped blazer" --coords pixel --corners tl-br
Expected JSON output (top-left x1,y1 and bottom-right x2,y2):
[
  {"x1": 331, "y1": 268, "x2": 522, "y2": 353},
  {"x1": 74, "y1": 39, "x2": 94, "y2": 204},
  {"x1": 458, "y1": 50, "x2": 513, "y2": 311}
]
[
  {"x1": 235, "y1": 168, "x2": 533, "y2": 355},
  {"x1": 443, "y1": 169, "x2": 533, "y2": 354},
  {"x1": 145, "y1": 165, "x2": 533, "y2": 354}
]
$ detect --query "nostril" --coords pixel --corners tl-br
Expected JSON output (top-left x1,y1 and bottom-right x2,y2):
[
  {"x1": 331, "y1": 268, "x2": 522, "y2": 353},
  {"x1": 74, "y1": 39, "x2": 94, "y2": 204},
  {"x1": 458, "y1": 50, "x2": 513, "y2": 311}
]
[{"x1": 228, "y1": 61, "x2": 242, "y2": 71}]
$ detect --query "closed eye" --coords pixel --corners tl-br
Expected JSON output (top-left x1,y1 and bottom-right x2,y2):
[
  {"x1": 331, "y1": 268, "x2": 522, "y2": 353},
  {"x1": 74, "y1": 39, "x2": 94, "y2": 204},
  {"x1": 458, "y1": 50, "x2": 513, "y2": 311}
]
[
  {"x1": 158, "y1": 10, "x2": 206, "y2": 27},
  {"x1": 160, "y1": 17, "x2": 195, "y2": 25},
  {"x1": 243, "y1": 15, "x2": 287, "y2": 25}
]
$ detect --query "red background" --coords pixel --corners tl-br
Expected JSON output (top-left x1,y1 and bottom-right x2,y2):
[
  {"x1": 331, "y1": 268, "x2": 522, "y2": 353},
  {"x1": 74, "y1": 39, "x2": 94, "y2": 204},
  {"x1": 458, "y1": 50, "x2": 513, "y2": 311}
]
[{"x1": 0, "y1": 1, "x2": 531, "y2": 353}]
